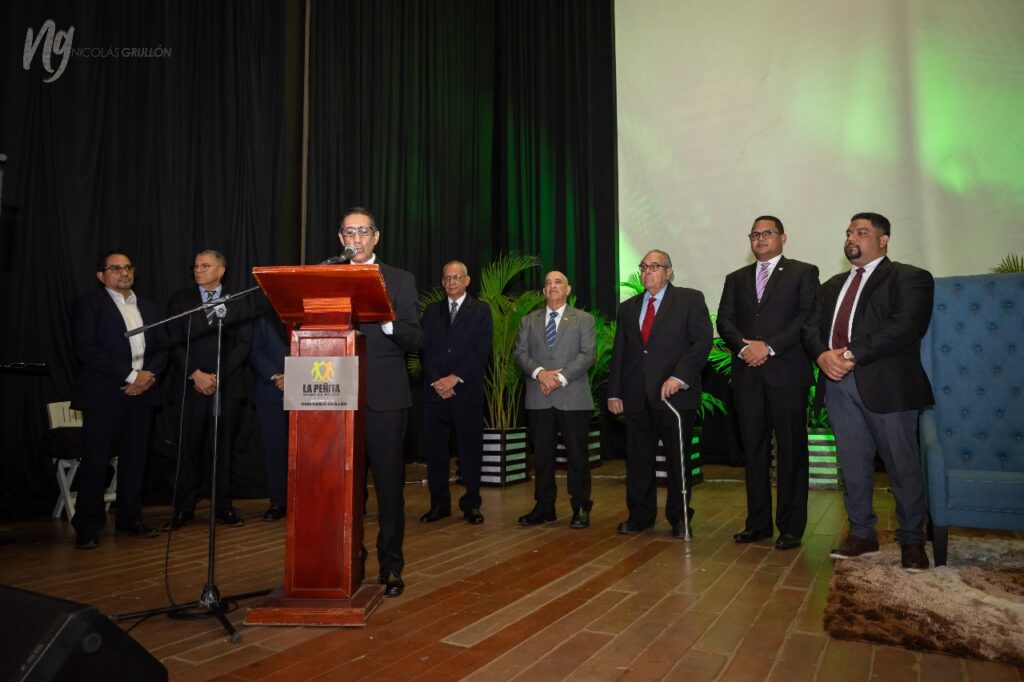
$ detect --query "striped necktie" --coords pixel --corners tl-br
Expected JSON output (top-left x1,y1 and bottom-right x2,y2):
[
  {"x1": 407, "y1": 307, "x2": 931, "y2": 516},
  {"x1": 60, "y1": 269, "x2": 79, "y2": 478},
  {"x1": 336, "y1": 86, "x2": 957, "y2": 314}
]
[
  {"x1": 450, "y1": 300, "x2": 458, "y2": 323},
  {"x1": 545, "y1": 311, "x2": 557, "y2": 350},
  {"x1": 756, "y1": 261, "x2": 770, "y2": 301},
  {"x1": 204, "y1": 290, "x2": 217, "y2": 326}
]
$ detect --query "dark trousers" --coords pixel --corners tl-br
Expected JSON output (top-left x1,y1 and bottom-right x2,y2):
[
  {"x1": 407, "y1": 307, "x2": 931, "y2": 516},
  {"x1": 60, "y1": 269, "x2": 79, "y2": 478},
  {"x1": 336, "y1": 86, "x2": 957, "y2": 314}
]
[
  {"x1": 826, "y1": 374, "x2": 927, "y2": 545},
  {"x1": 72, "y1": 400, "x2": 152, "y2": 532},
  {"x1": 625, "y1": 400, "x2": 694, "y2": 525},
  {"x1": 366, "y1": 407, "x2": 407, "y2": 575},
  {"x1": 734, "y1": 382, "x2": 809, "y2": 537},
  {"x1": 423, "y1": 400, "x2": 483, "y2": 512},
  {"x1": 527, "y1": 408, "x2": 593, "y2": 514},
  {"x1": 172, "y1": 394, "x2": 240, "y2": 513},
  {"x1": 255, "y1": 400, "x2": 288, "y2": 508}
]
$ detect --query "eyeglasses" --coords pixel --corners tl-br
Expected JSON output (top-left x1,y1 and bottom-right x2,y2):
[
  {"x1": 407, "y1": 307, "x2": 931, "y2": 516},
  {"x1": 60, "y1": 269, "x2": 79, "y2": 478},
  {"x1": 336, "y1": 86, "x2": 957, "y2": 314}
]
[
  {"x1": 192, "y1": 263, "x2": 218, "y2": 271},
  {"x1": 340, "y1": 226, "x2": 375, "y2": 237},
  {"x1": 748, "y1": 230, "x2": 778, "y2": 240},
  {"x1": 442, "y1": 274, "x2": 464, "y2": 282},
  {"x1": 104, "y1": 264, "x2": 134, "y2": 273},
  {"x1": 638, "y1": 262, "x2": 668, "y2": 273}
]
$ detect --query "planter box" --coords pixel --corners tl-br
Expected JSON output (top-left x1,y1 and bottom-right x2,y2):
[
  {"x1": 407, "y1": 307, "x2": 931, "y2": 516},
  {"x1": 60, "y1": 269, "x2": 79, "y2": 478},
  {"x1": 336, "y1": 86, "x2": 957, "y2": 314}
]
[
  {"x1": 555, "y1": 418, "x2": 602, "y2": 469},
  {"x1": 807, "y1": 427, "x2": 842, "y2": 489},
  {"x1": 481, "y1": 427, "x2": 530, "y2": 487}
]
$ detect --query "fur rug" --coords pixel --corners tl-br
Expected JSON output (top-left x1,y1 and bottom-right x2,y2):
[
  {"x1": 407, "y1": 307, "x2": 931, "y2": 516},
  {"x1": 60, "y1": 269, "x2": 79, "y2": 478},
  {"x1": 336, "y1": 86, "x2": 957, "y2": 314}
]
[{"x1": 824, "y1": 533, "x2": 1024, "y2": 665}]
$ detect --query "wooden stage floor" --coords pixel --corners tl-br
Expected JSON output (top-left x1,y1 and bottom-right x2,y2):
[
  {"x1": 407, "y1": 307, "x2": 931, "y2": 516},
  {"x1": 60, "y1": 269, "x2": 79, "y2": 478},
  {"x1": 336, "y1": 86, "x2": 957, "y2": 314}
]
[{"x1": 1, "y1": 461, "x2": 1021, "y2": 681}]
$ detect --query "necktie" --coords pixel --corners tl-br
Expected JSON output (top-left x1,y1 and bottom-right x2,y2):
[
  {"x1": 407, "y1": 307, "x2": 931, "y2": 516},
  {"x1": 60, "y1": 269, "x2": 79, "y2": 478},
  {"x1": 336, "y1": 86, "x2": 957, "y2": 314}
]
[
  {"x1": 450, "y1": 300, "x2": 458, "y2": 323},
  {"x1": 545, "y1": 311, "x2": 557, "y2": 350},
  {"x1": 641, "y1": 297, "x2": 656, "y2": 345},
  {"x1": 831, "y1": 267, "x2": 865, "y2": 349},
  {"x1": 204, "y1": 290, "x2": 217, "y2": 326},
  {"x1": 755, "y1": 261, "x2": 770, "y2": 302}
]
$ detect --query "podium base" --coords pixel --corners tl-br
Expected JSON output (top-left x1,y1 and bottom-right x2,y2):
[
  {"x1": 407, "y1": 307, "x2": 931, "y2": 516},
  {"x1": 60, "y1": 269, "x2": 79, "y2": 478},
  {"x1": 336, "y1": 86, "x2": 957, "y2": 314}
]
[{"x1": 243, "y1": 583, "x2": 385, "y2": 627}]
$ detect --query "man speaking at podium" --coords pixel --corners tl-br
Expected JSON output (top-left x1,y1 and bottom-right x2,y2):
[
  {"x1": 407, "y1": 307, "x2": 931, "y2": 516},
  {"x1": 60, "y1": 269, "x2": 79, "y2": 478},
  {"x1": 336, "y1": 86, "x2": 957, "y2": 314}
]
[{"x1": 336, "y1": 207, "x2": 422, "y2": 597}]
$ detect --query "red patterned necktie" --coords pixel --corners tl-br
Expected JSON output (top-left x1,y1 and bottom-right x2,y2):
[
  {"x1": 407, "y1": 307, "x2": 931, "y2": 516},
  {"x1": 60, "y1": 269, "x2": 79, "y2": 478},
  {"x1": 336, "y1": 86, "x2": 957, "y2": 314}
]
[
  {"x1": 831, "y1": 267, "x2": 865, "y2": 349},
  {"x1": 641, "y1": 297, "x2": 656, "y2": 345}
]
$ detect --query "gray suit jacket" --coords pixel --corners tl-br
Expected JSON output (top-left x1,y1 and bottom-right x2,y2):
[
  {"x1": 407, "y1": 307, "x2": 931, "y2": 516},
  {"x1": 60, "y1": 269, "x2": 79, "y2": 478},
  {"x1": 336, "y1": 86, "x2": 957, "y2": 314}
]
[{"x1": 514, "y1": 305, "x2": 596, "y2": 411}]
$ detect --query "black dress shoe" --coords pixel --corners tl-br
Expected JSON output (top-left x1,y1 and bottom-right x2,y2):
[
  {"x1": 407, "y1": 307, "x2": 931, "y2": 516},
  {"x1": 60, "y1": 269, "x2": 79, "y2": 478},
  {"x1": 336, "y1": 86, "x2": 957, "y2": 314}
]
[
  {"x1": 733, "y1": 528, "x2": 772, "y2": 544},
  {"x1": 774, "y1": 533, "x2": 802, "y2": 550},
  {"x1": 420, "y1": 507, "x2": 451, "y2": 523},
  {"x1": 464, "y1": 508, "x2": 484, "y2": 525},
  {"x1": 115, "y1": 521, "x2": 159, "y2": 538},
  {"x1": 217, "y1": 508, "x2": 245, "y2": 527},
  {"x1": 616, "y1": 518, "x2": 652, "y2": 535},
  {"x1": 163, "y1": 509, "x2": 195, "y2": 531},
  {"x1": 74, "y1": 529, "x2": 98, "y2": 550},
  {"x1": 380, "y1": 570, "x2": 404, "y2": 597},
  {"x1": 518, "y1": 510, "x2": 556, "y2": 526},
  {"x1": 570, "y1": 509, "x2": 590, "y2": 529},
  {"x1": 263, "y1": 506, "x2": 286, "y2": 522},
  {"x1": 671, "y1": 521, "x2": 694, "y2": 539}
]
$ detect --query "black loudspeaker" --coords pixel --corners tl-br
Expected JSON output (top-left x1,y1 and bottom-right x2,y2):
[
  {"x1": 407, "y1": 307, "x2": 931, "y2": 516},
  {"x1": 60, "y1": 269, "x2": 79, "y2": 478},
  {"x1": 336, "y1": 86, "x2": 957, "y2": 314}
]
[{"x1": 0, "y1": 585, "x2": 167, "y2": 681}]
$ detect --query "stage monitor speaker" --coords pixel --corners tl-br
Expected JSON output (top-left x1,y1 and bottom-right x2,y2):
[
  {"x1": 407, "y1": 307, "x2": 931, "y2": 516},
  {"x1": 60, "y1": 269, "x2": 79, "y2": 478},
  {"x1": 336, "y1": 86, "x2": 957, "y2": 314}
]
[{"x1": 0, "y1": 585, "x2": 167, "y2": 681}]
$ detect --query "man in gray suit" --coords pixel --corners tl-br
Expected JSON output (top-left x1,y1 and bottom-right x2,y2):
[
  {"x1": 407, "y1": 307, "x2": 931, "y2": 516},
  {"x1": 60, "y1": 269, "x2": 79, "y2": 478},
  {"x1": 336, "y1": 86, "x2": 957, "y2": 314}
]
[{"x1": 514, "y1": 271, "x2": 596, "y2": 528}]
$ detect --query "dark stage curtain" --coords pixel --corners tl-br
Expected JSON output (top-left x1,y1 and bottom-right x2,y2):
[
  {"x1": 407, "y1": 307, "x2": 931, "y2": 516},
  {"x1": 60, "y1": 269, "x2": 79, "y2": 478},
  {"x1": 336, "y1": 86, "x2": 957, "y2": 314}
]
[
  {"x1": 0, "y1": 1, "x2": 299, "y2": 518},
  {"x1": 305, "y1": 0, "x2": 618, "y2": 310}
]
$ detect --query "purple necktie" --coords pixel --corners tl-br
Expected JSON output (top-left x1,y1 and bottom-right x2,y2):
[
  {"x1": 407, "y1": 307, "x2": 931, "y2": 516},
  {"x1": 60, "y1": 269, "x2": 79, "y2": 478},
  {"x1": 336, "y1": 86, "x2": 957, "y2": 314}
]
[{"x1": 755, "y1": 262, "x2": 770, "y2": 302}]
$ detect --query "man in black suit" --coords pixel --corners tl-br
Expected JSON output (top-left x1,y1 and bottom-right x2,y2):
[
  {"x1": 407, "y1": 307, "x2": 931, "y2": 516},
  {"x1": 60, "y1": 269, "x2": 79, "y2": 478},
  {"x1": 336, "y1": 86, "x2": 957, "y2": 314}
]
[
  {"x1": 337, "y1": 207, "x2": 422, "y2": 597},
  {"x1": 250, "y1": 295, "x2": 289, "y2": 522},
  {"x1": 608, "y1": 249, "x2": 712, "y2": 538},
  {"x1": 165, "y1": 250, "x2": 252, "y2": 529},
  {"x1": 804, "y1": 212, "x2": 934, "y2": 571},
  {"x1": 717, "y1": 216, "x2": 819, "y2": 550},
  {"x1": 70, "y1": 250, "x2": 166, "y2": 549},
  {"x1": 514, "y1": 271, "x2": 596, "y2": 529},
  {"x1": 419, "y1": 260, "x2": 492, "y2": 525}
]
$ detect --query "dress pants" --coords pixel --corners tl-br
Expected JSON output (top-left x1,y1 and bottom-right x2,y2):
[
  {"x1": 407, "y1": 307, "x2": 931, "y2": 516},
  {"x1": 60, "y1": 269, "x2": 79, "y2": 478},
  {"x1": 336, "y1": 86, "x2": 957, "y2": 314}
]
[
  {"x1": 72, "y1": 400, "x2": 152, "y2": 533},
  {"x1": 625, "y1": 398, "x2": 694, "y2": 525},
  {"x1": 423, "y1": 400, "x2": 483, "y2": 513},
  {"x1": 733, "y1": 382, "x2": 809, "y2": 537},
  {"x1": 826, "y1": 373, "x2": 927, "y2": 545},
  {"x1": 527, "y1": 408, "x2": 593, "y2": 514},
  {"x1": 365, "y1": 407, "x2": 407, "y2": 575},
  {"x1": 255, "y1": 400, "x2": 288, "y2": 508},
  {"x1": 172, "y1": 393, "x2": 239, "y2": 514}
]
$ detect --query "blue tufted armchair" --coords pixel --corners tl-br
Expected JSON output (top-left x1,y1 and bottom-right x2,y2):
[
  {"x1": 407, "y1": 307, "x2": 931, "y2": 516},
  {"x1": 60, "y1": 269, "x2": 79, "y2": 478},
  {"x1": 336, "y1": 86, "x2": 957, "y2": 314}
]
[{"x1": 919, "y1": 273, "x2": 1024, "y2": 565}]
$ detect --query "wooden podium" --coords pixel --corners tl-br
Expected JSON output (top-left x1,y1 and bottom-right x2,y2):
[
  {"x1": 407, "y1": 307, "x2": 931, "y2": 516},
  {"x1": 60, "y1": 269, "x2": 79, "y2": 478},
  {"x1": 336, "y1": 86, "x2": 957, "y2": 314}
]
[{"x1": 244, "y1": 264, "x2": 394, "y2": 626}]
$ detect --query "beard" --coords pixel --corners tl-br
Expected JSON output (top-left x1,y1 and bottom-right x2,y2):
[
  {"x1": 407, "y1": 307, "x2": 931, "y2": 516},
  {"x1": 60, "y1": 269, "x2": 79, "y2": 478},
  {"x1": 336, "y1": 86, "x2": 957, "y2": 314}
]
[{"x1": 844, "y1": 244, "x2": 861, "y2": 262}]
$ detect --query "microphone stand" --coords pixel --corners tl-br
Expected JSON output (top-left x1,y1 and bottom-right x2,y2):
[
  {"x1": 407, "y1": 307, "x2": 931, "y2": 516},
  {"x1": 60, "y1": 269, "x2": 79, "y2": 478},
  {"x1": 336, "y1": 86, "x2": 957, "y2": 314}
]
[{"x1": 114, "y1": 285, "x2": 268, "y2": 642}]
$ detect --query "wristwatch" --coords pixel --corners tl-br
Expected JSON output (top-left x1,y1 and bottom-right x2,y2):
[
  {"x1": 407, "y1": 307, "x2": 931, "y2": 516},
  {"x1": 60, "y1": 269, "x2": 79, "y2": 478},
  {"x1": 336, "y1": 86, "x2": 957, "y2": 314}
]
[{"x1": 842, "y1": 349, "x2": 856, "y2": 363}]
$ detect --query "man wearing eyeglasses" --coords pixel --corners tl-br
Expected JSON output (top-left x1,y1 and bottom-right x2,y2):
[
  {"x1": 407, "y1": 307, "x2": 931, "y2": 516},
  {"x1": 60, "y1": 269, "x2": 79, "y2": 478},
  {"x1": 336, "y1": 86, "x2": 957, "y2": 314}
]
[
  {"x1": 717, "y1": 216, "x2": 819, "y2": 551},
  {"x1": 608, "y1": 250, "x2": 712, "y2": 538},
  {"x1": 70, "y1": 251, "x2": 167, "y2": 549},
  {"x1": 336, "y1": 207, "x2": 423, "y2": 597},
  {"x1": 165, "y1": 250, "x2": 252, "y2": 530},
  {"x1": 419, "y1": 261, "x2": 492, "y2": 526}
]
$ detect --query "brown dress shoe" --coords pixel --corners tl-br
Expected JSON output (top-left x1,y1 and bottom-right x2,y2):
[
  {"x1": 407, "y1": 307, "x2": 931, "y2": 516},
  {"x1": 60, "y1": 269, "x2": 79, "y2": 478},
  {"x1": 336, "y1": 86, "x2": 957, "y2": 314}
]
[
  {"x1": 829, "y1": 535, "x2": 880, "y2": 559},
  {"x1": 900, "y1": 543, "x2": 930, "y2": 572}
]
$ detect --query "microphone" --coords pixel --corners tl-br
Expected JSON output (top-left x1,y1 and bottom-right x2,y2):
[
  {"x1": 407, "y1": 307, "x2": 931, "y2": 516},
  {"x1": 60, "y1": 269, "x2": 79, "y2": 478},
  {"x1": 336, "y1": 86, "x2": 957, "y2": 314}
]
[{"x1": 320, "y1": 245, "x2": 358, "y2": 265}]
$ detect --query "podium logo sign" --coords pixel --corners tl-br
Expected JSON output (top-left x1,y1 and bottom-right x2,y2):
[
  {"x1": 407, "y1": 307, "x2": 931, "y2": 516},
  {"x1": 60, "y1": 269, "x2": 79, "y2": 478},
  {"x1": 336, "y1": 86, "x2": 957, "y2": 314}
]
[{"x1": 284, "y1": 356, "x2": 358, "y2": 410}]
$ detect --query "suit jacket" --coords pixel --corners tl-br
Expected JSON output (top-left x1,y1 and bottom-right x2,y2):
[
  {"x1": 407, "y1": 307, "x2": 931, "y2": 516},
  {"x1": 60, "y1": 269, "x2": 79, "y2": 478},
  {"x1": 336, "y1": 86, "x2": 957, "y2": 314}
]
[
  {"x1": 514, "y1": 305, "x2": 596, "y2": 411},
  {"x1": 166, "y1": 285, "x2": 253, "y2": 399},
  {"x1": 608, "y1": 284, "x2": 712, "y2": 412},
  {"x1": 717, "y1": 256, "x2": 819, "y2": 388},
  {"x1": 803, "y1": 257, "x2": 934, "y2": 413},
  {"x1": 70, "y1": 289, "x2": 167, "y2": 410},
  {"x1": 420, "y1": 294, "x2": 492, "y2": 405},
  {"x1": 360, "y1": 262, "x2": 423, "y2": 412},
  {"x1": 250, "y1": 315, "x2": 289, "y2": 406}
]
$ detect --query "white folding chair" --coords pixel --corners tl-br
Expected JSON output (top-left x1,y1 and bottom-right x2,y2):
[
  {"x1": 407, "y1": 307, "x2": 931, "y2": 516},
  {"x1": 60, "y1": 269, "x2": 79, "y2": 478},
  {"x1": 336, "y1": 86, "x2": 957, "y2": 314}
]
[{"x1": 47, "y1": 401, "x2": 118, "y2": 519}]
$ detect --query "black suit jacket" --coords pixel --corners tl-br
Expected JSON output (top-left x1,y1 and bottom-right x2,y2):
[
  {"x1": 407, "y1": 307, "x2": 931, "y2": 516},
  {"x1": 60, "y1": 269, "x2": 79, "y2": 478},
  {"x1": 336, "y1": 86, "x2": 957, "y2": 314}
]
[
  {"x1": 360, "y1": 262, "x2": 423, "y2": 412},
  {"x1": 250, "y1": 315, "x2": 288, "y2": 407},
  {"x1": 804, "y1": 257, "x2": 934, "y2": 413},
  {"x1": 70, "y1": 289, "x2": 167, "y2": 410},
  {"x1": 608, "y1": 284, "x2": 713, "y2": 412},
  {"x1": 420, "y1": 295, "x2": 492, "y2": 405},
  {"x1": 717, "y1": 256, "x2": 819, "y2": 388},
  {"x1": 166, "y1": 285, "x2": 253, "y2": 399}
]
